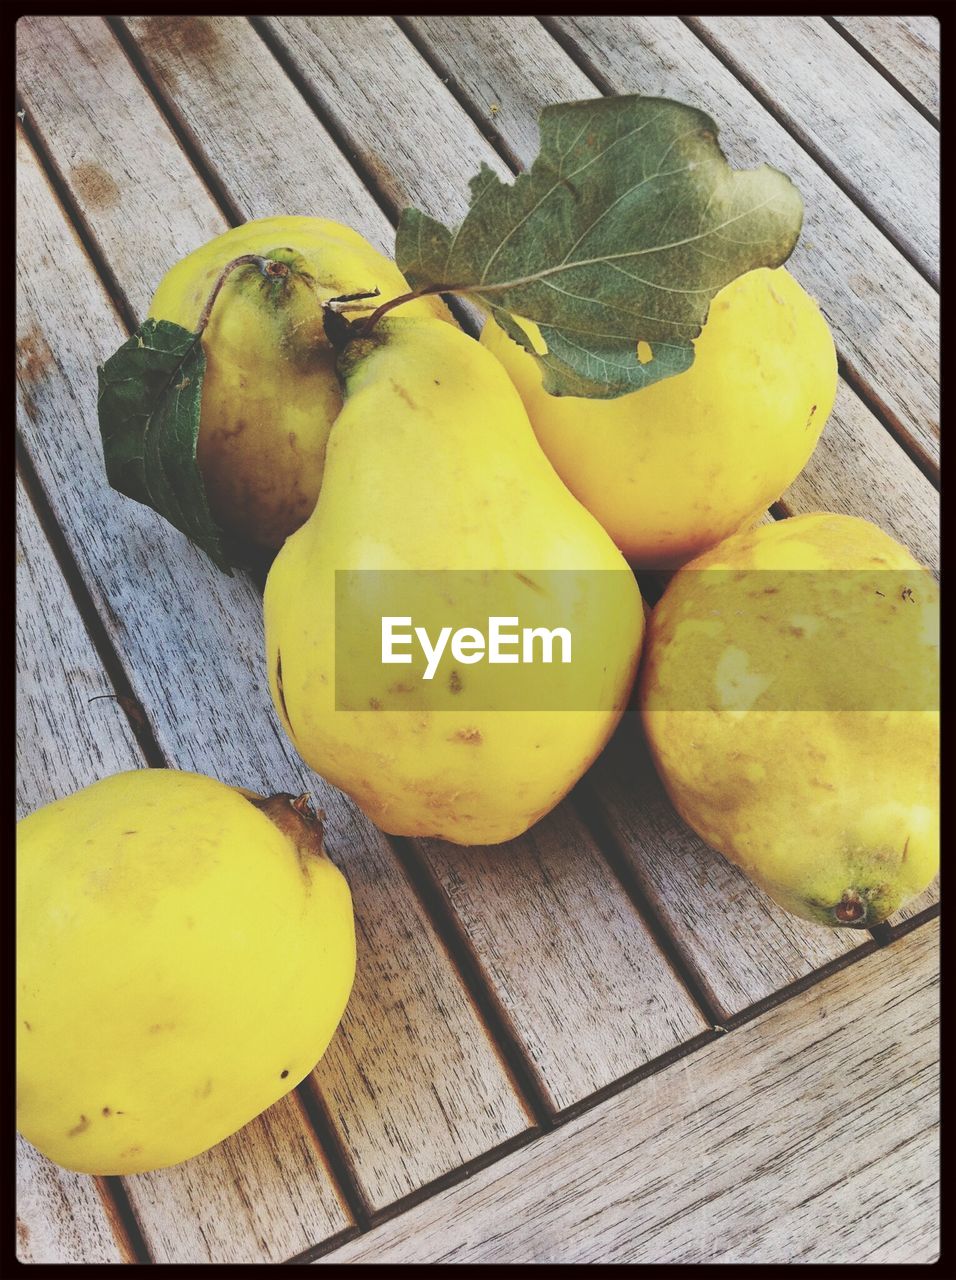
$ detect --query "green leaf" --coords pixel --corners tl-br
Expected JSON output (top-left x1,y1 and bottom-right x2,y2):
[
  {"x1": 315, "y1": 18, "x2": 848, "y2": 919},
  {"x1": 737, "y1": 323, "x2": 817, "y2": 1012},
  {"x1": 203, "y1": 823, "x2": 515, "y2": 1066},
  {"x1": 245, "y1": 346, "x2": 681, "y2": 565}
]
[
  {"x1": 396, "y1": 95, "x2": 804, "y2": 398},
  {"x1": 97, "y1": 319, "x2": 233, "y2": 574}
]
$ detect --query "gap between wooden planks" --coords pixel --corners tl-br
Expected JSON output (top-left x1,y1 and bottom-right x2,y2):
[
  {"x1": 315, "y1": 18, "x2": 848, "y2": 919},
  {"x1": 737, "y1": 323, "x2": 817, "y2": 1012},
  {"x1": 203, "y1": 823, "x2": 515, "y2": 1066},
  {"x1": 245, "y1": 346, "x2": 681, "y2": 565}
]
[
  {"x1": 827, "y1": 15, "x2": 939, "y2": 124},
  {"x1": 318, "y1": 917, "x2": 940, "y2": 1265}
]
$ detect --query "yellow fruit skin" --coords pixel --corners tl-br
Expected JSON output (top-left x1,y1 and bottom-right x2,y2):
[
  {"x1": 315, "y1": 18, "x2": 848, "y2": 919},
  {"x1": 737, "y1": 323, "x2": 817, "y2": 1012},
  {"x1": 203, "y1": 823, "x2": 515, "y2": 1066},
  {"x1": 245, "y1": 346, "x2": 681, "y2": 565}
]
[
  {"x1": 149, "y1": 216, "x2": 449, "y2": 549},
  {"x1": 17, "y1": 770, "x2": 355, "y2": 1174},
  {"x1": 481, "y1": 268, "x2": 838, "y2": 568},
  {"x1": 640, "y1": 513, "x2": 939, "y2": 927},
  {"x1": 264, "y1": 318, "x2": 644, "y2": 845}
]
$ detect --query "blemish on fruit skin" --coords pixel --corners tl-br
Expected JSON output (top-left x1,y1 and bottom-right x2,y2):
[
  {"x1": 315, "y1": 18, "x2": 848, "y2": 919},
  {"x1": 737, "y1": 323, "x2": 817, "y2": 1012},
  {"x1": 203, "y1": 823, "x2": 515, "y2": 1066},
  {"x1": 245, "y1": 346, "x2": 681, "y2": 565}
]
[
  {"x1": 449, "y1": 669, "x2": 463, "y2": 694},
  {"x1": 23, "y1": 1021, "x2": 31, "y2": 1031},
  {"x1": 452, "y1": 727, "x2": 483, "y2": 745},
  {"x1": 196, "y1": 1079, "x2": 214, "y2": 1099},
  {"x1": 390, "y1": 378, "x2": 417, "y2": 411},
  {"x1": 67, "y1": 1115, "x2": 90, "y2": 1137},
  {"x1": 102, "y1": 1107, "x2": 112, "y2": 1117},
  {"x1": 280, "y1": 1069, "x2": 289, "y2": 1079},
  {"x1": 120, "y1": 1145, "x2": 142, "y2": 1159}
]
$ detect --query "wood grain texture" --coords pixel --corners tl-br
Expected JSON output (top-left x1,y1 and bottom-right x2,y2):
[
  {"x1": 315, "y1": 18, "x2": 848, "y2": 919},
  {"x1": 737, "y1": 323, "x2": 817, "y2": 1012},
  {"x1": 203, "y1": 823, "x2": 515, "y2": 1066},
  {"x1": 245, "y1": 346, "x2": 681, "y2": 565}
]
[
  {"x1": 547, "y1": 15, "x2": 939, "y2": 474},
  {"x1": 16, "y1": 15, "x2": 227, "y2": 320},
  {"x1": 122, "y1": 1093, "x2": 352, "y2": 1264},
  {"x1": 321, "y1": 919, "x2": 940, "y2": 1264},
  {"x1": 261, "y1": 15, "x2": 511, "y2": 219},
  {"x1": 118, "y1": 15, "x2": 395, "y2": 254},
  {"x1": 15, "y1": 113, "x2": 529, "y2": 1229},
  {"x1": 778, "y1": 380, "x2": 939, "y2": 571},
  {"x1": 16, "y1": 481, "x2": 140, "y2": 1263},
  {"x1": 688, "y1": 15, "x2": 939, "y2": 283},
  {"x1": 831, "y1": 16, "x2": 939, "y2": 120},
  {"x1": 16, "y1": 475, "x2": 143, "y2": 820},
  {"x1": 415, "y1": 807, "x2": 709, "y2": 1114},
  {"x1": 404, "y1": 14, "x2": 940, "y2": 568},
  {"x1": 16, "y1": 1137, "x2": 131, "y2": 1264},
  {"x1": 123, "y1": 13, "x2": 711, "y2": 1114}
]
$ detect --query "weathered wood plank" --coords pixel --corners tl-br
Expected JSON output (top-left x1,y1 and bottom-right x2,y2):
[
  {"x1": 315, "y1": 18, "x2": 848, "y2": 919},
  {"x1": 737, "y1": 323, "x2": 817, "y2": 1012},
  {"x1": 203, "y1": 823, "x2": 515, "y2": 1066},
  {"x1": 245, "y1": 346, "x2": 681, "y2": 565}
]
[
  {"x1": 688, "y1": 16, "x2": 938, "y2": 283},
  {"x1": 546, "y1": 15, "x2": 939, "y2": 475},
  {"x1": 404, "y1": 13, "x2": 940, "y2": 570},
  {"x1": 16, "y1": 14, "x2": 226, "y2": 320},
  {"x1": 125, "y1": 13, "x2": 711, "y2": 1113},
  {"x1": 887, "y1": 881, "x2": 940, "y2": 930},
  {"x1": 16, "y1": 475, "x2": 143, "y2": 820},
  {"x1": 831, "y1": 16, "x2": 939, "y2": 120},
  {"x1": 16, "y1": 93, "x2": 529, "y2": 1236},
  {"x1": 16, "y1": 479, "x2": 139, "y2": 1263},
  {"x1": 118, "y1": 15, "x2": 395, "y2": 255},
  {"x1": 416, "y1": 808, "x2": 709, "y2": 1114},
  {"x1": 122, "y1": 1093, "x2": 353, "y2": 1265},
  {"x1": 778, "y1": 380, "x2": 938, "y2": 571},
  {"x1": 321, "y1": 920, "x2": 940, "y2": 1264},
  {"x1": 261, "y1": 16, "x2": 504, "y2": 219},
  {"x1": 16, "y1": 1137, "x2": 132, "y2": 1264}
]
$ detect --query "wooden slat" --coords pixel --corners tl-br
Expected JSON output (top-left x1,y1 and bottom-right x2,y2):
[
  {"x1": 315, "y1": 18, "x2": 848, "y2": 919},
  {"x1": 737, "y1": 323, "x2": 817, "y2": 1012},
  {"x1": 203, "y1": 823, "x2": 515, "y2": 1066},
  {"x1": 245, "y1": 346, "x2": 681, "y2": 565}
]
[
  {"x1": 831, "y1": 16, "x2": 940, "y2": 120},
  {"x1": 16, "y1": 32, "x2": 530, "y2": 1226},
  {"x1": 16, "y1": 479, "x2": 139, "y2": 1264},
  {"x1": 16, "y1": 1138, "x2": 131, "y2": 1265},
  {"x1": 778, "y1": 381, "x2": 938, "y2": 571},
  {"x1": 688, "y1": 16, "x2": 939, "y2": 283},
  {"x1": 546, "y1": 15, "x2": 939, "y2": 475},
  {"x1": 16, "y1": 15, "x2": 226, "y2": 320},
  {"x1": 404, "y1": 14, "x2": 940, "y2": 572},
  {"x1": 125, "y1": 12, "x2": 711, "y2": 1114},
  {"x1": 118, "y1": 15, "x2": 395, "y2": 254},
  {"x1": 16, "y1": 476, "x2": 142, "y2": 820},
  {"x1": 122, "y1": 1093, "x2": 353, "y2": 1264},
  {"x1": 321, "y1": 920, "x2": 940, "y2": 1264},
  {"x1": 261, "y1": 16, "x2": 503, "y2": 219},
  {"x1": 416, "y1": 808, "x2": 709, "y2": 1114},
  {"x1": 888, "y1": 882, "x2": 940, "y2": 930}
]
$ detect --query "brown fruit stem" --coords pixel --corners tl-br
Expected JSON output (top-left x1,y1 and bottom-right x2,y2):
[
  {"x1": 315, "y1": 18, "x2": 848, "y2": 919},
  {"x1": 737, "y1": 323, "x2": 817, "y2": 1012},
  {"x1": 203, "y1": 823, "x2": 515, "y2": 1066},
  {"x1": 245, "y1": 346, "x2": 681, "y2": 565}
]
[
  {"x1": 196, "y1": 254, "x2": 290, "y2": 333},
  {"x1": 240, "y1": 790, "x2": 327, "y2": 864},
  {"x1": 351, "y1": 283, "x2": 458, "y2": 339}
]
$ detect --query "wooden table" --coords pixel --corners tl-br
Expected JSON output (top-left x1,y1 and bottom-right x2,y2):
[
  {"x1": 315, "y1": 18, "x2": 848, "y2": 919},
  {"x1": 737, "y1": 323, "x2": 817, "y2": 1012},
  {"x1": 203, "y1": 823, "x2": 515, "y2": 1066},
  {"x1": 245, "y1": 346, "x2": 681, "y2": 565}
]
[{"x1": 16, "y1": 16, "x2": 939, "y2": 1265}]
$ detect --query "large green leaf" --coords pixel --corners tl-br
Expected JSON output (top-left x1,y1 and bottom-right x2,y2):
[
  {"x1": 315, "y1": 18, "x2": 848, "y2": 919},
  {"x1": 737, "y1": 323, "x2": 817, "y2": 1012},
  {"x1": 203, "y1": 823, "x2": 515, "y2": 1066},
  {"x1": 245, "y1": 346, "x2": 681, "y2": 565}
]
[
  {"x1": 396, "y1": 95, "x2": 803, "y2": 398},
  {"x1": 97, "y1": 319, "x2": 232, "y2": 573}
]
